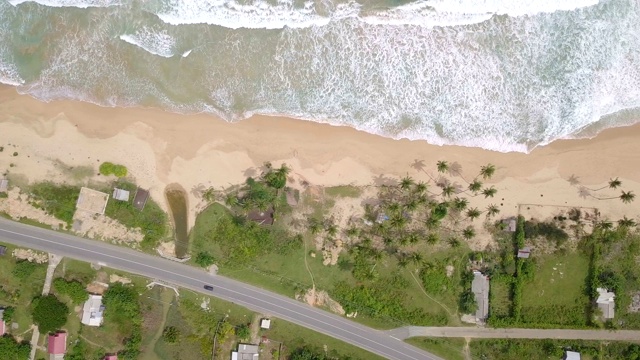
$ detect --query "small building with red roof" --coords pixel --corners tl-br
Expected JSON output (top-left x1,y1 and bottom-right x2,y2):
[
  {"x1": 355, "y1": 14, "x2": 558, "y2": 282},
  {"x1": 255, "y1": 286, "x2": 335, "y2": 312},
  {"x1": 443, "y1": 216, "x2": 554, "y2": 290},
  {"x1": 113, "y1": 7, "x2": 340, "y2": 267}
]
[
  {"x1": 104, "y1": 355, "x2": 118, "y2": 360},
  {"x1": 0, "y1": 308, "x2": 6, "y2": 335},
  {"x1": 47, "y1": 331, "x2": 67, "y2": 360}
]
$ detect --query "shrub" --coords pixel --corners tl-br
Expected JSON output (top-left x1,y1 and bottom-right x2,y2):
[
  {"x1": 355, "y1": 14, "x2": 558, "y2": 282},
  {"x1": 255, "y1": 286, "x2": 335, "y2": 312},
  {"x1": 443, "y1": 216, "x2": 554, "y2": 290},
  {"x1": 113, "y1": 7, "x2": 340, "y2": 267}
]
[
  {"x1": 459, "y1": 290, "x2": 477, "y2": 314},
  {"x1": 12, "y1": 152, "x2": 17, "y2": 157},
  {"x1": 2, "y1": 307, "x2": 15, "y2": 323},
  {"x1": 29, "y1": 182, "x2": 80, "y2": 225},
  {"x1": 0, "y1": 334, "x2": 31, "y2": 360},
  {"x1": 31, "y1": 294, "x2": 69, "y2": 333},
  {"x1": 235, "y1": 324, "x2": 250, "y2": 340},
  {"x1": 12, "y1": 260, "x2": 38, "y2": 281},
  {"x1": 194, "y1": 252, "x2": 215, "y2": 268},
  {"x1": 53, "y1": 278, "x2": 89, "y2": 305},
  {"x1": 99, "y1": 162, "x2": 128, "y2": 178},
  {"x1": 162, "y1": 326, "x2": 180, "y2": 343}
]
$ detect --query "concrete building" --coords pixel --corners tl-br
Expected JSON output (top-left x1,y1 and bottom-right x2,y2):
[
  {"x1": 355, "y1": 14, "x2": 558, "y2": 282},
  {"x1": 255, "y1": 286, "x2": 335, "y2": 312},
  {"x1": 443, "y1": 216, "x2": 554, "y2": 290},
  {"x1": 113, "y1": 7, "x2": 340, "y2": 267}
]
[
  {"x1": 260, "y1": 318, "x2": 271, "y2": 329},
  {"x1": 48, "y1": 332, "x2": 67, "y2": 360},
  {"x1": 564, "y1": 350, "x2": 581, "y2": 360},
  {"x1": 112, "y1": 188, "x2": 130, "y2": 201},
  {"x1": 596, "y1": 288, "x2": 615, "y2": 319},
  {"x1": 81, "y1": 294, "x2": 105, "y2": 326},
  {"x1": 471, "y1": 271, "x2": 490, "y2": 321},
  {"x1": 231, "y1": 343, "x2": 259, "y2": 360}
]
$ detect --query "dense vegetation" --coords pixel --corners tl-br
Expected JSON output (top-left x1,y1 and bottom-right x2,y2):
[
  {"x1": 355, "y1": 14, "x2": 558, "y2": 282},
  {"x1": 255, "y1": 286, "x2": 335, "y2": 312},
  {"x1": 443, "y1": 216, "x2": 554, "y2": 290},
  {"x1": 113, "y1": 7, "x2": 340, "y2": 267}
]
[
  {"x1": 31, "y1": 294, "x2": 69, "y2": 333},
  {"x1": 53, "y1": 278, "x2": 89, "y2": 305},
  {"x1": 99, "y1": 162, "x2": 128, "y2": 178},
  {"x1": 0, "y1": 334, "x2": 31, "y2": 360},
  {"x1": 103, "y1": 283, "x2": 142, "y2": 360},
  {"x1": 471, "y1": 339, "x2": 640, "y2": 360}
]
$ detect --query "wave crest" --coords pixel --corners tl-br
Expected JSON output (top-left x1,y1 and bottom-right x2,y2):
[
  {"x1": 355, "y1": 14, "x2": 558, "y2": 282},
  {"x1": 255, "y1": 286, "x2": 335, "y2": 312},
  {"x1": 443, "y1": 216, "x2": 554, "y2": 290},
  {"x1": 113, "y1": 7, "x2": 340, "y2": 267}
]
[{"x1": 119, "y1": 28, "x2": 176, "y2": 58}]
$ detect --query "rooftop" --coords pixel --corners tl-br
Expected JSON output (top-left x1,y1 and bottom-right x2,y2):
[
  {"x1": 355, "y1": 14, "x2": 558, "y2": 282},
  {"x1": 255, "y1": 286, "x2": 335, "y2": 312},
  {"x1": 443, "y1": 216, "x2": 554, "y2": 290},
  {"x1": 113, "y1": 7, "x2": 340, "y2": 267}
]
[
  {"x1": 0, "y1": 178, "x2": 7, "y2": 192},
  {"x1": 231, "y1": 343, "x2": 260, "y2": 360},
  {"x1": 47, "y1": 331, "x2": 67, "y2": 355},
  {"x1": 76, "y1": 187, "x2": 109, "y2": 215},
  {"x1": 564, "y1": 350, "x2": 581, "y2": 360},
  {"x1": 247, "y1": 208, "x2": 274, "y2": 226},
  {"x1": 517, "y1": 246, "x2": 531, "y2": 259},
  {"x1": 0, "y1": 308, "x2": 5, "y2": 335},
  {"x1": 596, "y1": 288, "x2": 615, "y2": 319},
  {"x1": 104, "y1": 355, "x2": 118, "y2": 360},
  {"x1": 260, "y1": 318, "x2": 271, "y2": 329},
  {"x1": 112, "y1": 188, "x2": 130, "y2": 201},
  {"x1": 133, "y1": 188, "x2": 150, "y2": 211},
  {"x1": 471, "y1": 271, "x2": 490, "y2": 321},
  {"x1": 81, "y1": 294, "x2": 105, "y2": 326}
]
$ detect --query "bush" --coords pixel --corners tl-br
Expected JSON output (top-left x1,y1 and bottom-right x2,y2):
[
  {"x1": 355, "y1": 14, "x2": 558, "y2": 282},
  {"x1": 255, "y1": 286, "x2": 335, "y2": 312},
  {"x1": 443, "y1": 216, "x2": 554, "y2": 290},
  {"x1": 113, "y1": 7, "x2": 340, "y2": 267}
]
[
  {"x1": 162, "y1": 326, "x2": 180, "y2": 343},
  {"x1": 2, "y1": 307, "x2": 15, "y2": 323},
  {"x1": 235, "y1": 324, "x2": 250, "y2": 340},
  {"x1": 53, "y1": 278, "x2": 89, "y2": 305},
  {"x1": 12, "y1": 260, "x2": 38, "y2": 281},
  {"x1": 31, "y1": 295, "x2": 69, "y2": 333},
  {"x1": 0, "y1": 334, "x2": 31, "y2": 360},
  {"x1": 194, "y1": 252, "x2": 215, "y2": 268},
  {"x1": 459, "y1": 290, "x2": 477, "y2": 314},
  {"x1": 524, "y1": 220, "x2": 568, "y2": 245},
  {"x1": 99, "y1": 162, "x2": 128, "y2": 178},
  {"x1": 103, "y1": 283, "x2": 142, "y2": 359}
]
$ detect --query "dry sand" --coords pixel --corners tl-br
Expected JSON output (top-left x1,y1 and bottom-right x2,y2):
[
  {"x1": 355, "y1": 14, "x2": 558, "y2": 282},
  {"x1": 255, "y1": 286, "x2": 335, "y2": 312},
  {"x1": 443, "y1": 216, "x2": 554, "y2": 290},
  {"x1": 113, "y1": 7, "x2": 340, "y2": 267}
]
[{"x1": 1, "y1": 85, "x2": 640, "y2": 249}]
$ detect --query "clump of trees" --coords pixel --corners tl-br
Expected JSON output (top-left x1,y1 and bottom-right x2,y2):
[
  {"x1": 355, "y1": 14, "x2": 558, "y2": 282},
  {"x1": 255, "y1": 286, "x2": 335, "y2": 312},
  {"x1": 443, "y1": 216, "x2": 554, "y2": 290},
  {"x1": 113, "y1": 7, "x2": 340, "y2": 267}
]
[
  {"x1": 194, "y1": 251, "x2": 215, "y2": 268},
  {"x1": 12, "y1": 260, "x2": 40, "y2": 281},
  {"x1": 226, "y1": 162, "x2": 291, "y2": 211},
  {"x1": 103, "y1": 283, "x2": 142, "y2": 360},
  {"x1": 99, "y1": 162, "x2": 128, "y2": 178},
  {"x1": 53, "y1": 278, "x2": 89, "y2": 305},
  {"x1": 31, "y1": 294, "x2": 69, "y2": 333},
  {"x1": 0, "y1": 334, "x2": 31, "y2": 360}
]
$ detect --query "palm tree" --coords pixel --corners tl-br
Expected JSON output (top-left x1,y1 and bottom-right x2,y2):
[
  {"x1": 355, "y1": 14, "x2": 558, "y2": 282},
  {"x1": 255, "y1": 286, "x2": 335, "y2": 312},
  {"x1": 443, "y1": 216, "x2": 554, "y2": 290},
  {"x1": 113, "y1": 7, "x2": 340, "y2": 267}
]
[
  {"x1": 468, "y1": 179, "x2": 483, "y2": 194},
  {"x1": 326, "y1": 223, "x2": 338, "y2": 237},
  {"x1": 426, "y1": 233, "x2": 439, "y2": 245},
  {"x1": 448, "y1": 237, "x2": 461, "y2": 248},
  {"x1": 308, "y1": 218, "x2": 322, "y2": 234},
  {"x1": 441, "y1": 185, "x2": 456, "y2": 198},
  {"x1": 620, "y1": 191, "x2": 636, "y2": 203},
  {"x1": 466, "y1": 207, "x2": 481, "y2": 220},
  {"x1": 437, "y1": 160, "x2": 449, "y2": 174},
  {"x1": 482, "y1": 186, "x2": 497, "y2": 198},
  {"x1": 397, "y1": 255, "x2": 409, "y2": 268},
  {"x1": 408, "y1": 232, "x2": 420, "y2": 244},
  {"x1": 452, "y1": 197, "x2": 469, "y2": 212},
  {"x1": 608, "y1": 177, "x2": 622, "y2": 189},
  {"x1": 404, "y1": 199, "x2": 419, "y2": 212},
  {"x1": 486, "y1": 204, "x2": 500, "y2": 218},
  {"x1": 617, "y1": 216, "x2": 637, "y2": 228},
  {"x1": 224, "y1": 193, "x2": 239, "y2": 207},
  {"x1": 480, "y1": 163, "x2": 496, "y2": 179},
  {"x1": 462, "y1": 226, "x2": 475, "y2": 240},
  {"x1": 400, "y1": 176, "x2": 415, "y2": 191},
  {"x1": 414, "y1": 181, "x2": 428, "y2": 195},
  {"x1": 410, "y1": 252, "x2": 423, "y2": 265},
  {"x1": 390, "y1": 213, "x2": 407, "y2": 230},
  {"x1": 596, "y1": 220, "x2": 614, "y2": 232}
]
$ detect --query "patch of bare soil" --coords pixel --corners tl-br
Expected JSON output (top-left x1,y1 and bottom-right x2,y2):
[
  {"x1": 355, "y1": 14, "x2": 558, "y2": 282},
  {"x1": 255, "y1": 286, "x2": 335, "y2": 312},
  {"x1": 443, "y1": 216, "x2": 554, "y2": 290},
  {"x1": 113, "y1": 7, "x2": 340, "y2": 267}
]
[
  {"x1": 86, "y1": 281, "x2": 109, "y2": 295},
  {"x1": 109, "y1": 274, "x2": 132, "y2": 284},
  {"x1": 73, "y1": 210, "x2": 144, "y2": 246},
  {"x1": 0, "y1": 188, "x2": 64, "y2": 229},
  {"x1": 12, "y1": 248, "x2": 48, "y2": 263},
  {"x1": 157, "y1": 241, "x2": 176, "y2": 257},
  {"x1": 301, "y1": 287, "x2": 345, "y2": 315}
]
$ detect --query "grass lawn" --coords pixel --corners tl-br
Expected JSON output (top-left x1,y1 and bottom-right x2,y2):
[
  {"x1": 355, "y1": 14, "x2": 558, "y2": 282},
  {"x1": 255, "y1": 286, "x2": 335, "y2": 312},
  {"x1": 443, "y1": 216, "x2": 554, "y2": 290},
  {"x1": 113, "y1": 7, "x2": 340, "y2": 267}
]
[
  {"x1": 490, "y1": 277, "x2": 512, "y2": 319},
  {"x1": 0, "y1": 242, "x2": 47, "y2": 334},
  {"x1": 520, "y1": 252, "x2": 590, "y2": 326},
  {"x1": 140, "y1": 287, "x2": 175, "y2": 360},
  {"x1": 324, "y1": 185, "x2": 362, "y2": 198},
  {"x1": 405, "y1": 337, "x2": 466, "y2": 360}
]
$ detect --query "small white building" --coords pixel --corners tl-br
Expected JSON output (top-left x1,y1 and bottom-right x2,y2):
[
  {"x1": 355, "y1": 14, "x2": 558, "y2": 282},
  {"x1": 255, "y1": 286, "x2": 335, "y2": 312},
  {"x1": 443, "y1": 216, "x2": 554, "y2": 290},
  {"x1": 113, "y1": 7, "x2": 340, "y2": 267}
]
[
  {"x1": 596, "y1": 288, "x2": 615, "y2": 319},
  {"x1": 231, "y1": 343, "x2": 259, "y2": 360},
  {"x1": 260, "y1": 318, "x2": 271, "y2": 329},
  {"x1": 564, "y1": 350, "x2": 581, "y2": 360},
  {"x1": 81, "y1": 294, "x2": 105, "y2": 326},
  {"x1": 112, "y1": 188, "x2": 130, "y2": 201}
]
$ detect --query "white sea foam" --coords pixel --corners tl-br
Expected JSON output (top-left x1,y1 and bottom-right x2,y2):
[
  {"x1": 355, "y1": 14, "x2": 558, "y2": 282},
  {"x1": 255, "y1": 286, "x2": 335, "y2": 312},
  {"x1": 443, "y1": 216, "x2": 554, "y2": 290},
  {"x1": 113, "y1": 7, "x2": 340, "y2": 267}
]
[
  {"x1": 119, "y1": 28, "x2": 176, "y2": 58},
  {"x1": 9, "y1": 0, "x2": 122, "y2": 8},
  {"x1": 181, "y1": 49, "x2": 192, "y2": 57},
  {"x1": 152, "y1": 0, "x2": 599, "y2": 29}
]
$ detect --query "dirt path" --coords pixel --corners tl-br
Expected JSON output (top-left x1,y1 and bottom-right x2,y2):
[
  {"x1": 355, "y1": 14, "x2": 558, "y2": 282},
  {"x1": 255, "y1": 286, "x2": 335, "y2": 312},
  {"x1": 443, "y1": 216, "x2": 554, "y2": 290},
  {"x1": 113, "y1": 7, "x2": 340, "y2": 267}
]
[{"x1": 387, "y1": 326, "x2": 640, "y2": 341}]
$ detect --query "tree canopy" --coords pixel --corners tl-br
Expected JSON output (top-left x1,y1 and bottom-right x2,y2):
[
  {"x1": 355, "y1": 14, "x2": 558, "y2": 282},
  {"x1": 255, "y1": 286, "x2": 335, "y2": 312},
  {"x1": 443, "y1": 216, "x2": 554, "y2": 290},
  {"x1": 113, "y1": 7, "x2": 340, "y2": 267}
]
[
  {"x1": 0, "y1": 334, "x2": 31, "y2": 360},
  {"x1": 53, "y1": 278, "x2": 89, "y2": 305},
  {"x1": 32, "y1": 295, "x2": 69, "y2": 334}
]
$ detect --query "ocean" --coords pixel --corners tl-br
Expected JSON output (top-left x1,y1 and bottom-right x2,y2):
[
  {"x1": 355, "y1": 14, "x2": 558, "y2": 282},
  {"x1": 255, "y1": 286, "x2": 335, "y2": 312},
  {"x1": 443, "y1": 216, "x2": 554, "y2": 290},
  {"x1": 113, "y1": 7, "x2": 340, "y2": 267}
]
[{"x1": 1, "y1": 0, "x2": 640, "y2": 152}]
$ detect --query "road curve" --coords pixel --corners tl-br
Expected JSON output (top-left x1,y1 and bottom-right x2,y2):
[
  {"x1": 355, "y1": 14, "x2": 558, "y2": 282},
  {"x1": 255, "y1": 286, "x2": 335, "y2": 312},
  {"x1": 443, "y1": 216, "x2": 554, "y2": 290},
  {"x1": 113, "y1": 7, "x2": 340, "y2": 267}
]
[
  {"x1": 0, "y1": 218, "x2": 440, "y2": 360},
  {"x1": 386, "y1": 326, "x2": 640, "y2": 341}
]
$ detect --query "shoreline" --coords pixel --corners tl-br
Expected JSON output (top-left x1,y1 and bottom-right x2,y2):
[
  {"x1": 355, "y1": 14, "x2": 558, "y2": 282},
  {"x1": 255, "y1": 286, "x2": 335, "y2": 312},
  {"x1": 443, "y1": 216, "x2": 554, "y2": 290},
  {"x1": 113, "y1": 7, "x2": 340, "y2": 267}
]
[{"x1": 2, "y1": 86, "x2": 640, "y2": 247}]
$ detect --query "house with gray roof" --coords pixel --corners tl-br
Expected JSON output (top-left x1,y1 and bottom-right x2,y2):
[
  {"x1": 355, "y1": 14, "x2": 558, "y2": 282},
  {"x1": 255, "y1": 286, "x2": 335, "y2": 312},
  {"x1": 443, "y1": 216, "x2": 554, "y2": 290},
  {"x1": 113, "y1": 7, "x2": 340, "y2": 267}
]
[{"x1": 471, "y1": 271, "x2": 490, "y2": 322}]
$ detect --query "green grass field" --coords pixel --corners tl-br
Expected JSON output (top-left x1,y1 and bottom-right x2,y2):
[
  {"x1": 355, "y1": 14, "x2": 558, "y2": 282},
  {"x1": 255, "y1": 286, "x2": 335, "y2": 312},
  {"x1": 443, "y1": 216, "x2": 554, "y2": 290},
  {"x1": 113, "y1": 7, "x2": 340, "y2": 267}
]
[
  {"x1": 405, "y1": 338, "x2": 467, "y2": 360},
  {"x1": 490, "y1": 277, "x2": 512, "y2": 319}
]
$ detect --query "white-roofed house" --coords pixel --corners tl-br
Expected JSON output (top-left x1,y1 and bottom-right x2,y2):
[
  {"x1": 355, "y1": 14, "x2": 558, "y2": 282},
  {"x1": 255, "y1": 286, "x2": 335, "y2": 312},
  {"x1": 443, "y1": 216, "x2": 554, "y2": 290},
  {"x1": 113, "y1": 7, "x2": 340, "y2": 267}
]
[
  {"x1": 596, "y1": 288, "x2": 615, "y2": 320},
  {"x1": 81, "y1": 294, "x2": 105, "y2": 326}
]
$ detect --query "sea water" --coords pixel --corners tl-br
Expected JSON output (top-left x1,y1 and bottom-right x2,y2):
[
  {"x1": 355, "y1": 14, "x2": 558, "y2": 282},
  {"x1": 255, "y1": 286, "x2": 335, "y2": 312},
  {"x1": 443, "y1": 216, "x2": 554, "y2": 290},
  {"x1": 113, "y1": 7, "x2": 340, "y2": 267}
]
[{"x1": 1, "y1": 0, "x2": 639, "y2": 152}]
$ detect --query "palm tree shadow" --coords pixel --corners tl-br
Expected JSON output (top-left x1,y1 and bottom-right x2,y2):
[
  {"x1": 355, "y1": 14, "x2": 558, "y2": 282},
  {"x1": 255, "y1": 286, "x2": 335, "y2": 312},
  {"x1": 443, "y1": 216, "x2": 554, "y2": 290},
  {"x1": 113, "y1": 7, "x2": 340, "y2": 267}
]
[
  {"x1": 567, "y1": 174, "x2": 581, "y2": 186},
  {"x1": 372, "y1": 174, "x2": 398, "y2": 187},
  {"x1": 243, "y1": 167, "x2": 258, "y2": 178},
  {"x1": 410, "y1": 159, "x2": 426, "y2": 173},
  {"x1": 578, "y1": 186, "x2": 591, "y2": 199}
]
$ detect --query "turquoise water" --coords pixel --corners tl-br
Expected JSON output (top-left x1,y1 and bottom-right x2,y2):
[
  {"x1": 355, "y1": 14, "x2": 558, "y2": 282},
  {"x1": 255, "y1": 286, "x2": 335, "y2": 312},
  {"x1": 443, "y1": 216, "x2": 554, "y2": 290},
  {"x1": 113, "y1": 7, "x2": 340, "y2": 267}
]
[{"x1": 1, "y1": 0, "x2": 640, "y2": 152}]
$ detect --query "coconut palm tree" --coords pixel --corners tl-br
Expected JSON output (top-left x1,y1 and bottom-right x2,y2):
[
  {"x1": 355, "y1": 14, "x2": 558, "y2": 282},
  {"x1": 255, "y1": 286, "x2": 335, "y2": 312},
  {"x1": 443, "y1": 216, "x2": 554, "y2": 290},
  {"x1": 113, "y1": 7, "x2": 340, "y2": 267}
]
[
  {"x1": 482, "y1": 186, "x2": 497, "y2": 198},
  {"x1": 620, "y1": 191, "x2": 636, "y2": 203},
  {"x1": 400, "y1": 175, "x2": 415, "y2": 190},
  {"x1": 449, "y1": 237, "x2": 461, "y2": 248},
  {"x1": 596, "y1": 220, "x2": 614, "y2": 232},
  {"x1": 441, "y1": 184, "x2": 456, "y2": 198},
  {"x1": 462, "y1": 226, "x2": 475, "y2": 240},
  {"x1": 617, "y1": 216, "x2": 637, "y2": 228},
  {"x1": 468, "y1": 179, "x2": 483, "y2": 194},
  {"x1": 437, "y1": 160, "x2": 449, "y2": 174},
  {"x1": 308, "y1": 218, "x2": 322, "y2": 234},
  {"x1": 480, "y1": 163, "x2": 496, "y2": 179},
  {"x1": 426, "y1": 233, "x2": 439, "y2": 245},
  {"x1": 466, "y1": 207, "x2": 481, "y2": 220},
  {"x1": 486, "y1": 204, "x2": 500, "y2": 219},
  {"x1": 410, "y1": 252, "x2": 423, "y2": 265},
  {"x1": 407, "y1": 232, "x2": 420, "y2": 244},
  {"x1": 414, "y1": 181, "x2": 428, "y2": 195},
  {"x1": 326, "y1": 223, "x2": 338, "y2": 237},
  {"x1": 452, "y1": 197, "x2": 469, "y2": 212},
  {"x1": 397, "y1": 255, "x2": 409, "y2": 268},
  {"x1": 404, "y1": 199, "x2": 419, "y2": 212},
  {"x1": 224, "y1": 193, "x2": 239, "y2": 207},
  {"x1": 426, "y1": 217, "x2": 441, "y2": 230},
  {"x1": 608, "y1": 177, "x2": 622, "y2": 189}
]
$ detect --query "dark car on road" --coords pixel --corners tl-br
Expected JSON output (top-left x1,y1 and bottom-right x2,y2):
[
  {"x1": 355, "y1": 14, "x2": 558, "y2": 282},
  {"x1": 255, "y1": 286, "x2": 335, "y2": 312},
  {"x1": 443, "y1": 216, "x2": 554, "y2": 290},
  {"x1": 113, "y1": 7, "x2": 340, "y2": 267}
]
[{"x1": 203, "y1": 285, "x2": 213, "y2": 291}]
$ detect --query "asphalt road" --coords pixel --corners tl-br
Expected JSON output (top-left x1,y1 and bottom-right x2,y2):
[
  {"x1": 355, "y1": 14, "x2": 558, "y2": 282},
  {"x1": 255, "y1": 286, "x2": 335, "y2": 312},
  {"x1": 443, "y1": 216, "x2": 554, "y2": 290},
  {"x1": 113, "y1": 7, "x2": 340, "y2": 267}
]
[
  {"x1": 387, "y1": 326, "x2": 640, "y2": 341},
  {"x1": 0, "y1": 218, "x2": 440, "y2": 360}
]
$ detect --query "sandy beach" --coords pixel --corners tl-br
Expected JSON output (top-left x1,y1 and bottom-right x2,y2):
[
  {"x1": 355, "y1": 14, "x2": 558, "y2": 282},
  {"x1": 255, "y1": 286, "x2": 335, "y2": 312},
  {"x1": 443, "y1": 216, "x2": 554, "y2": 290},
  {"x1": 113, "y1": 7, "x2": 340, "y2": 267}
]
[{"x1": 1, "y1": 85, "x2": 640, "y2": 248}]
